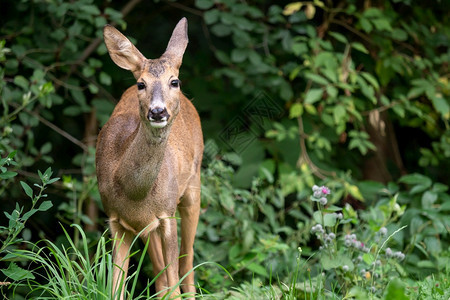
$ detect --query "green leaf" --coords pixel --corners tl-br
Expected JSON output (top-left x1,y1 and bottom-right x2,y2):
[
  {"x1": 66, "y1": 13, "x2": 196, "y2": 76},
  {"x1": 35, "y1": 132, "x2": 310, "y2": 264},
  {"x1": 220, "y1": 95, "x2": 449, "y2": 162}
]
[
  {"x1": 359, "y1": 18, "x2": 372, "y2": 33},
  {"x1": 95, "y1": 16, "x2": 107, "y2": 28},
  {"x1": 314, "y1": 52, "x2": 337, "y2": 69},
  {"x1": 399, "y1": 173, "x2": 433, "y2": 195},
  {"x1": 70, "y1": 89, "x2": 87, "y2": 106},
  {"x1": 432, "y1": 183, "x2": 448, "y2": 193},
  {"x1": 289, "y1": 103, "x2": 303, "y2": 118},
  {"x1": 305, "y1": 72, "x2": 329, "y2": 85},
  {"x1": 68, "y1": 21, "x2": 82, "y2": 37},
  {"x1": 383, "y1": 278, "x2": 409, "y2": 300},
  {"x1": 349, "y1": 139, "x2": 367, "y2": 155},
  {"x1": 372, "y1": 18, "x2": 392, "y2": 32},
  {"x1": 14, "y1": 75, "x2": 29, "y2": 90},
  {"x1": 326, "y1": 86, "x2": 338, "y2": 99},
  {"x1": 88, "y1": 84, "x2": 99, "y2": 94},
  {"x1": 392, "y1": 28, "x2": 408, "y2": 41},
  {"x1": 360, "y1": 72, "x2": 380, "y2": 90},
  {"x1": 228, "y1": 244, "x2": 241, "y2": 261},
  {"x1": 304, "y1": 4, "x2": 316, "y2": 19},
  {"x1": 421, "y1": 191, "x2": 437, "y2": 208},
  {"x1": 321, "y1": 253, "x2": 353, "y2": 270},
  {"x1": 11, "y1": 44, "x2": 26, "y2": 57},
  {"x1": 416, "y1": 260, "x2": 435, "y2": 269},
  {"x1": 231, "y1": 48, "x2": 248, "y2": 63},
  {"x1": 323, "y1": 213, "x2": 337, "y2": 227},
  {"x1": 1, "y1": 262, "x2": 35, "y2": 280},
  {"x1": 196, "y1": 0, "x2": 215, "y2": 10},
  {"x1": 204, "y1": 9, "x2": 219, "y2": 24},
  {"x1": 79, "y1": 4, "x2": 101, "y2": 15},
  {"x1": 22, "y1": 209, "x2": 37, "y2": 222},
  {"x1": 362, "y1": 253, "x2": 374, "y2": 265},
  {"x1": 20, "y1": 181, "x2": 33, "y2": 198},
  {"x1": 211, "y1": 24, "x2": 232, "y2": 37},
  {"x1": 55, "y1": 3, "x2": 69, "y2": 17},
  {"x1": 80, "y1": 214, "x2": 93, "y2": 225},
  {"x1": 88, "y1": 58, "x2": 102, "y2": 68},
  {"x1": 399, "y1": 173, "x2": 431, "y2": 186},
  {"x1": 0, "y1": 171, "x2": 18, "y2": 179},
  {"x1": 40, "y1": 81, "x2": 54, "y2": 96},
  {"x1": 363, "y1": 8, "x2": 383, "y2": 18},
  {"x1": 259, "y1": 166, "x2": 274, "y2": 183},
  {"x1": 246, "y1": 263, "x2": 269, "y2": 277},
  {"x1": 392, "y1": 103, "x2": 405, "y2": 118},
  {"x1": 219, "y1": 189, "x2": 234, "y2": 212},
  {"x1": 7, "y1": 151, "x2": 18, "y2": 160},
  {"x1": 47, "y1": 177, "x2": 59, "y2": 185},
  {"x1": 279, "y1": 80, "x2": 293, "y2": 101},
  {"x1": 328, "y1": 31, "x2": 348, "y2": 44},
  {"x1": 283, "y1": 2, "x2": 303, "y2": 16},
  {"x1": 333, "y1": 105, "x2": 346, "y2": 124},
  {"x1": 357, "y1": 76, "x2": 376, "y2": 103},
  {"x1": 351, "y1": 42, "x2": 369, "y2": 54},
  {"x1": 431, "y1": 96, "x2": 450, "y2": 119},
  {"x1": 289, "y1": 65, "x2": 301, "y2": 81},
  {"x1": 424, "y1": 236, "x2": 441, "y2": 255},
  {"x1": 82, "y1": 66, "x2": 95, "y2": 78},
  {"x1": 322, "y1": 68, "x2": 338, "y2": 83},
  {"x1": 304, "y1": 88, "x2": 323, "y2": 104},
  {"x1": 40, "y1": 142, "x2": 52, "y2": 155},
  {"x1": 99, "y1": 72, "x2": 112, "y2": 86},
  {"x1": 37, "y1": 201, "x2": 53, "y2": 212},
  {"x1": 292, "y1": 42, "x2": 308, "y2": 56},
  {"x1": 313, "y1": 211, "x2": 322, "y2": 224},
  {"x1": 63, "y1": 105, "x2": 82, "y2": 116},
  {"x1": 347, "y1": 185, "x2": 364, "y2": 201},
  {"x1": 43, "y1": 167, "x2": 53, "y2": 180},
  {"x1": 104, "y1": 8, "x2": 123, "y2": 22}
]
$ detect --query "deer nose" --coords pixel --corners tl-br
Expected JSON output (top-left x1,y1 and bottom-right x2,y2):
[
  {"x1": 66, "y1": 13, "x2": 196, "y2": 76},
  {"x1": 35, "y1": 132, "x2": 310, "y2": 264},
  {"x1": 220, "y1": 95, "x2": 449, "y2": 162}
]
[
  {"x1": 151, "y1": 107, "x2": 164, "y2": 115},
  {"x1": 148, "y1": 107, "x2": 169, "y2": 121}
]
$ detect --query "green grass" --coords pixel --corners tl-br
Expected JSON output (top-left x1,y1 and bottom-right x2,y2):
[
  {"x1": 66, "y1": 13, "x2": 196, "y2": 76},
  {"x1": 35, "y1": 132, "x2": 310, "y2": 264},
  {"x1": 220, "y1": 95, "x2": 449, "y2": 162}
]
[
  {"x1": 3, "y1": 220, "x2": 446, "y2": 299},
  {"x1": 2, "y1": 224, "x2": 447, "y2": 300},
  {"x1": 3, "y1": 224, "x2": 232, "y2": 300}
]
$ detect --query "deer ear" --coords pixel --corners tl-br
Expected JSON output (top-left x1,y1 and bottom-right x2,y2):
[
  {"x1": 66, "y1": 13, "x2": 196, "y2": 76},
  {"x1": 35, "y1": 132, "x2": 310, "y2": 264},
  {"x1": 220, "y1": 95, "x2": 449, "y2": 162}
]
[
  {"x1": 162, "y1": 18, "x2": 188, "y2": 69},
  {"x1": 103, "y1": 25, "x2": 146, "y2": 79}
]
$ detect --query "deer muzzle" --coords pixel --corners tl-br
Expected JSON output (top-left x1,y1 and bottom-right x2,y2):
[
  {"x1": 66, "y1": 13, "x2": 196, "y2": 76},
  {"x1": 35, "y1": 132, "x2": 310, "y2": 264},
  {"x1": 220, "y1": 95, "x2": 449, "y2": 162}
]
[{"x1": 148, "y1": 107, "x2": 170, "y2": 128}]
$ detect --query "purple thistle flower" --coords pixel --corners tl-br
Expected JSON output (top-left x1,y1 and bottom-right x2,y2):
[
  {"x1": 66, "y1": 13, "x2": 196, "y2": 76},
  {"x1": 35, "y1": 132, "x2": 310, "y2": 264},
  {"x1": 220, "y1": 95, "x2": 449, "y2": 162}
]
[
  {"x1": 385, "y1": 247, "x2": 393, "y2": 258},
  {"x1": 311, "y1": 185, "x2": 331, "y2": 199},
  {"x1": 321, "y1": 186, "x2": 330, "y2": 195}
]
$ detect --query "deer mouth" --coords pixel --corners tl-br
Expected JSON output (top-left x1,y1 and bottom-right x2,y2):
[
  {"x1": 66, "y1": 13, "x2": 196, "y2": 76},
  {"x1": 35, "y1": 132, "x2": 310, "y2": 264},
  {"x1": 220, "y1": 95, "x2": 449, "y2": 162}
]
[
  {"x1": 148, "y1": 107, "x2": 170, "y2": 128},
  {"x1": 149, "y1": 118, "x2": 168, "y2": 128}
]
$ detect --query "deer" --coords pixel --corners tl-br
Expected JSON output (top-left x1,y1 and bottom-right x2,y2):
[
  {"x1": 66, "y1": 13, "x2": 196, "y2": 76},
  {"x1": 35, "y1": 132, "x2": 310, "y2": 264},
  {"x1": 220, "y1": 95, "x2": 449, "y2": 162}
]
[{"x1": 95, "y1": 18, "x2": 203, "y2": 299}]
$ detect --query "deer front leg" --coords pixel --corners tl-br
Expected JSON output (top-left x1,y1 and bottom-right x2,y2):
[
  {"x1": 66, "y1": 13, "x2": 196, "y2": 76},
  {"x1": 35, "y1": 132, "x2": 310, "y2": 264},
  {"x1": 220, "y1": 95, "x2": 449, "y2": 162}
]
[
  {"x1": 145, "y1": 231, "x2": 168, "y2": 295},
  {"x1": 110, "y1": 219, "x2": 134, "y2": 300},
  {"x1": 159, "y1": 217, "x2": 181, "y2": 298},
  {"x1": 178, "y1": 186, "x2": 201, "y2": 297}
]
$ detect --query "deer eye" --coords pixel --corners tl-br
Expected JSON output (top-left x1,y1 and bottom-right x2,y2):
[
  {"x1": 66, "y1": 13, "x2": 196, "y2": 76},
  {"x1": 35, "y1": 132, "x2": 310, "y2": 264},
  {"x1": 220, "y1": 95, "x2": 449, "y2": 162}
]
[
  {"x1": 137, "y1": 82, "x2": 146, "y2": 90},
  {"x1": 170, "y1": 79, "x2": 180, "y2": 88}
]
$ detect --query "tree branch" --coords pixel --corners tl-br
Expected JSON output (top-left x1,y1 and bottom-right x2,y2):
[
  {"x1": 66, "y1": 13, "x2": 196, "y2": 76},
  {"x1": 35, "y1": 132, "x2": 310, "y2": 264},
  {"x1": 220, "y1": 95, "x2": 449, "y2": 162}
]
[
  {"x1": 66, "y1": 0, "x2": 143, "y2": 78},
  {"x1": 8, "y1": 103, "x2": 89, "y2": 152}
]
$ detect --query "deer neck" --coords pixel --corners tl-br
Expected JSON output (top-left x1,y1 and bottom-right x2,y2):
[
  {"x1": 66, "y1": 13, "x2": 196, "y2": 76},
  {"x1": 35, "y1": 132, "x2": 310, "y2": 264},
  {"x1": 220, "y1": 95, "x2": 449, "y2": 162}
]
[{"x1": 116, "y1": 120, "x2": 171, "y2": 200}]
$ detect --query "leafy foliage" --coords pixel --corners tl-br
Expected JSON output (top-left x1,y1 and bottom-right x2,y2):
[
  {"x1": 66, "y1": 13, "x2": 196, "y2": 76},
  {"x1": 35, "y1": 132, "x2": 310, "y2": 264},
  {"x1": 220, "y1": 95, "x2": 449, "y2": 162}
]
[{"x1": 0, "y1": 165, "x2": 58, "y2": 289}]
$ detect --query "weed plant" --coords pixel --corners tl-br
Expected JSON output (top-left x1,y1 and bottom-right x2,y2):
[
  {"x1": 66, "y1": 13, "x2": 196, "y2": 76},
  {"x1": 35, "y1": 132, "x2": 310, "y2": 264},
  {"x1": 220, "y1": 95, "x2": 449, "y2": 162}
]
[{"x1": 1, "y1": 157, "x2": 448, "y2": 299}]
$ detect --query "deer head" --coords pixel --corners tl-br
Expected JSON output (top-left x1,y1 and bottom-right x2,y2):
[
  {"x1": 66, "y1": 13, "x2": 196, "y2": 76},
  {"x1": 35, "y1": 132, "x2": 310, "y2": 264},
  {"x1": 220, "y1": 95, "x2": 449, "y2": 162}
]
[{"x1": 103, "y1": 18, "x2": 188, "y2": 132}]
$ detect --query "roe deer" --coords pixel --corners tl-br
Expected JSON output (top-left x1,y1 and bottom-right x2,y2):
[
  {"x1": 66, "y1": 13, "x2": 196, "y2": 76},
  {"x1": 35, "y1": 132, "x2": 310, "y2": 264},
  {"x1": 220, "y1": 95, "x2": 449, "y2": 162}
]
[{"x1": 95, "y1": 18, "x2": 203, "y2": 299}]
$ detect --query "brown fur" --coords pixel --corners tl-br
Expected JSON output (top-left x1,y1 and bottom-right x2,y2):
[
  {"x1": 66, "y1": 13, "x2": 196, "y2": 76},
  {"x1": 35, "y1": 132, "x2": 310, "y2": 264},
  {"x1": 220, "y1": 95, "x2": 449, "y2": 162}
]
[{"x1": 96, "y1": 18, "x2": 203, "y2": 299}]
